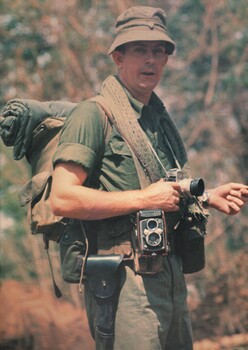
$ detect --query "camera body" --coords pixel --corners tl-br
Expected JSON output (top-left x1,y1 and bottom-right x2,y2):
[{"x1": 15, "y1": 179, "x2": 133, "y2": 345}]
[
  {"x1": 165, "y1": 168, "x2": 205, "y2": 197},
  {"x1": 136, "y1": 209, "x2": 168, "y2": 256}
]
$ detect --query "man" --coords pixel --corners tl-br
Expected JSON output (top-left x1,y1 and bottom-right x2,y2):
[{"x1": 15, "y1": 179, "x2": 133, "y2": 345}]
[{"x1": 50, "y1": 6, "x2": 248, "y2": 350}]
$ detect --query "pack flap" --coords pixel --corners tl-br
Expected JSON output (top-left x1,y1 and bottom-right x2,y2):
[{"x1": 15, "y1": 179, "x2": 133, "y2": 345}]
[
  {"x1": 32, "y1": 117, "x2": 64, "y2": 144},
  {"x1": 18, "y1": 171, "x2": 51, "y2": 206}
]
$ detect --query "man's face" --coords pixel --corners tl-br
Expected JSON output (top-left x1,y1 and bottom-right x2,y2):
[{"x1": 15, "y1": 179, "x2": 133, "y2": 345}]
[{"x1": 112, "y1": 41, "x2": 168, "y2": 103}]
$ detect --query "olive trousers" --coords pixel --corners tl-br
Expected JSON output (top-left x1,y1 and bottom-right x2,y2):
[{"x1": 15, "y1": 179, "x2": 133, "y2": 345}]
[{"x1": 84, "y1": 254, "x2": 193, "y2": 350}]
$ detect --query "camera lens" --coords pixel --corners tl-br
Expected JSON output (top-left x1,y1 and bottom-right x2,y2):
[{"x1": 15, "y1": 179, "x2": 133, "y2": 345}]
[
  {"x1": 147, "y1": 219, "x2": 158, "y2": 231},
  {"x1": 146, "y1": 232, "x2": 162, "y2": 247},
  {"x1": 190, "y1": 178, "x2": 205, "y2": 196}
]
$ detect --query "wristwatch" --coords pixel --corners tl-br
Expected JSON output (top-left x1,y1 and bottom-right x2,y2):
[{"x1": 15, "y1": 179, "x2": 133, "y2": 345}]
[{"x1": 201, "y1": 191, "x2": 210, "y2": 207}]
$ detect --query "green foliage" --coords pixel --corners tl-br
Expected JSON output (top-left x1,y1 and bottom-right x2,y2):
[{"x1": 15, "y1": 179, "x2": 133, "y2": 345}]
[
  {"x1": 0, "y1": 1, "x2": 247, "y2": 341},
  {"x1": 0, "y1": 141, "x2": 31, "y2": 279}
]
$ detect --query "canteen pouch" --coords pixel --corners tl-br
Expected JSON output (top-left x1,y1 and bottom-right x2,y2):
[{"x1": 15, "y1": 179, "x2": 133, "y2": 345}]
[
  {"x1": 175, "y1": 222, "x2": 205, "y2": 274},
  {"x1": 60, "y1": 219, "x2": 86, "y2": 283},
  {"x1": 19, "y1": 172, "x2": 66, "y2": 241}
]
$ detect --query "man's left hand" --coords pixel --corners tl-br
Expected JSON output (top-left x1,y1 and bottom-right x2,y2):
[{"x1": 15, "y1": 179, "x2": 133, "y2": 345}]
[{"x1": 208, "y1": 183, "x2": 248, "y2": 215}]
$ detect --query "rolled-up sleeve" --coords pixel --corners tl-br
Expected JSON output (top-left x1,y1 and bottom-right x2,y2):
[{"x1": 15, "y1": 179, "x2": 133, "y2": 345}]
[
  {"x1": 53, "y1": 100, "x2": 106, "y2": 173},
  {"x1": 53, "y1": 143, "x2": 96, "y2": 170}
]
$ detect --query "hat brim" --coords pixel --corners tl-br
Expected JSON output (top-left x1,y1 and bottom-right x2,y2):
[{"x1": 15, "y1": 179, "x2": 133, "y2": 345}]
[{"x1": 108, "y1": 28, "x2": 175, "y2": 55}]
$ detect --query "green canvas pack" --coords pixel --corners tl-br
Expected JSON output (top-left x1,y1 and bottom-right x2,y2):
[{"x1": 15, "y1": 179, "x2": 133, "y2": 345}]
[
  {"x1": 18, "y1": 117, "x2": 68, "y2": 242},
  {"x1": 16, "y1": 98, "x2": 111, "y2": 244}
]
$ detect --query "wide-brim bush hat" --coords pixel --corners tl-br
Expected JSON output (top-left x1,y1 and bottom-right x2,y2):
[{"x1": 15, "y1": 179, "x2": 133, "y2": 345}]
[{"x1": 108, "y1": 6, "x2": 175, "y2": 55}]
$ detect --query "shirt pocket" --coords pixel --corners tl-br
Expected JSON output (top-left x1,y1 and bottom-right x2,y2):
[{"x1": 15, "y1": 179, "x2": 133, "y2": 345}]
[
  {"x1": 108, "y1": 139, "x2": 136, "y2": 175},
  {"x1": 109, "y1": 139, "x2": 131, "y2": 155}
]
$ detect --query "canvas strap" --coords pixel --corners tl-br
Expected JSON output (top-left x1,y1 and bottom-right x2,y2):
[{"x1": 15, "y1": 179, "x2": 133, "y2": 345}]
[{"x1": 92, "y1": 75, "x2": 166, "y2": 188}]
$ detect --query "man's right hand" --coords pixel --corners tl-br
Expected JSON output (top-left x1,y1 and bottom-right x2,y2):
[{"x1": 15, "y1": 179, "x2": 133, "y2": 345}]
[{"x1": 141, "y1": 179, "x2": 181, "y2": 212}]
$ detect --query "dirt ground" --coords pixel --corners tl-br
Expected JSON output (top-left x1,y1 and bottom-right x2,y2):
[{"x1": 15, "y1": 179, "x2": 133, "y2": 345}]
[
  {"x1": 0, "y1": 279, "x2": 247, "y2": 350},
  {"x1": 0, "y1": 280, "x2": 94, "y2": 350}
]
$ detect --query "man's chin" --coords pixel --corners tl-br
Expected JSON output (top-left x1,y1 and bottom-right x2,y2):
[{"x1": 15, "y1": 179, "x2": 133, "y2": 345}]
[{"x1": 139, "y1": 81, "x2": 157, "y2": 92}]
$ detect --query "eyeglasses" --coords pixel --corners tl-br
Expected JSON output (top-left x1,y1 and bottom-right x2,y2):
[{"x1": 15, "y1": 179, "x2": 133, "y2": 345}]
[{"x1": 125, "y1": 44, "x2": 167, "y2": 59}]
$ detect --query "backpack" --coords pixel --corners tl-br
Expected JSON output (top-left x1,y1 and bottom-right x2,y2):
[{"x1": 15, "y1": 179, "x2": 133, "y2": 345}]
[
  {"x1": 18, "y1": 98, "x2": 111, "y2": 244},
  {"x1": 18, "y1": 116, "x2": 68, "y2": 242}
]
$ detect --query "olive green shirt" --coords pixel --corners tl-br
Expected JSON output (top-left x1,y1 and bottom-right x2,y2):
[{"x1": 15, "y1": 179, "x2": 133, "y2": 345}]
[
  {"x1": 53, "y1": 79, "x2": 190, "y2": 256},
  {"x1": 53, "y1": 86, "x2": 177, "y2": 192}
]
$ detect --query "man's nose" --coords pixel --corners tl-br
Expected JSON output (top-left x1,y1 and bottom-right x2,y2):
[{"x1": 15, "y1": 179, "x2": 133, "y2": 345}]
[{"x1": 145, "y1": 50, "x2": 155, "y2": 62}]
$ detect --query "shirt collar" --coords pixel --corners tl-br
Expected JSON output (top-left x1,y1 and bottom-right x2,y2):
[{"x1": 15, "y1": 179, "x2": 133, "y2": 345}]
[{"x1": 114, "y1": 75, "x2": 165, "y2": 118}]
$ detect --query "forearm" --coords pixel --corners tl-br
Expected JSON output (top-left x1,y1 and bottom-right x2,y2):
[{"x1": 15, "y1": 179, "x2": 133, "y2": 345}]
[
  {"x1": 51, "y1": 185, "x2": 145, "y2": 220},
  {"x1": 51, "y1": 163, "x2": 181, "y2": 220},
  {"x1": 206, "y1": 183, "x2": 248, "y2": 215}
]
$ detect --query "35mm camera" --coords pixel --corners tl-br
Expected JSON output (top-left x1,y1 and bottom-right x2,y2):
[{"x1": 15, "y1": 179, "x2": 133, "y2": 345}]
[{"x1": 164, "y1": 168, "x2": 205, "y2": 197}]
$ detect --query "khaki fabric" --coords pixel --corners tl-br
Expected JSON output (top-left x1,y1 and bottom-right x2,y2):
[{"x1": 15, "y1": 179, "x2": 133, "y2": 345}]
[
  {"x1": 108, "y1": 6, "x2": 175, "y2": 55},
  {"x1": 85, "y1": 255, "x2": 193, "y2": 350}
]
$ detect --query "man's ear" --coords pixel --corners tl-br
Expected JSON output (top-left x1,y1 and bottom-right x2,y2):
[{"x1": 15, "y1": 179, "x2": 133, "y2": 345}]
[{"x1": 112, "y1": 50, "x2": 123, "y2": 67}]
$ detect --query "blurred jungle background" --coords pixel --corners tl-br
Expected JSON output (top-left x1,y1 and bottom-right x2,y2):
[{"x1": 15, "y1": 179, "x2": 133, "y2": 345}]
[{"x1": 0, "y1": 0, "x2": 247, "y2": 349}]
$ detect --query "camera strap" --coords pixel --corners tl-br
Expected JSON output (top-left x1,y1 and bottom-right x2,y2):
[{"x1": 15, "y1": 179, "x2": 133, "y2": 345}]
[{"x1": 145, "y1": 127, "x2": 182, "y2": 172}]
